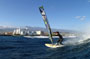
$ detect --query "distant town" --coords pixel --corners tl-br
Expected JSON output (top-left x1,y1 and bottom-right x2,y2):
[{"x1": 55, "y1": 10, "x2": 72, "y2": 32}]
[{"x1": 0, "y1": 27, "x2": 78, "y2": 38}]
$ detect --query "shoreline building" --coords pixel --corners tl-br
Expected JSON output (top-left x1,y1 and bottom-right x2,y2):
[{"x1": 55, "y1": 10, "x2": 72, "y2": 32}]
[
  {"x1": 13, "y1": 28, "x2": 31, "y2": 35},
  {"x1": 35, "y1": 30, "x2": 44, "y2": 36},
  {"x1": 13, "y1": 28, "x2": 45, "y2": 36}
]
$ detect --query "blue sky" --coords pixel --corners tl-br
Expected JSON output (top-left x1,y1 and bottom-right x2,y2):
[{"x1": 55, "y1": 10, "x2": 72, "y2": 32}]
[{"x1": 0, "y1": 0, "x2": 90, "y2": 31}]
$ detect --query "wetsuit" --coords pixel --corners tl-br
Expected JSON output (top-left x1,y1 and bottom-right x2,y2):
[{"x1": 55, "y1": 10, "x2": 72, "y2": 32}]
[{"x1": 57, "y1": 33, "x2": 63, "y2": 45}]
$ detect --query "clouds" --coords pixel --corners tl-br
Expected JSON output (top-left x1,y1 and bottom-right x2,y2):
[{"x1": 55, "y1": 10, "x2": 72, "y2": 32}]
[
  {"x1": 88, "y1": 0, "x2": 90, "y2": 2},
  {"x1": 75, "y1": 16, "x2": 86, "y2": 21}
]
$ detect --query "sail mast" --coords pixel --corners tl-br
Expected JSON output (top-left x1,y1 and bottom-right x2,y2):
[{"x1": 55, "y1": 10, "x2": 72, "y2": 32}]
[{"x1": 39, "y1": 6, "x2": 53, "y2": 44}]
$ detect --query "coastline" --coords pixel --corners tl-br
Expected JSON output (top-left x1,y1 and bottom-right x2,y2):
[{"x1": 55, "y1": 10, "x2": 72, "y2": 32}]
[
  {"x1": 0, "y1": 35, "x2": 77, "y2": 38},
  {"x1": 24, "y1": 36, "x2": 77, "y2": 38}
]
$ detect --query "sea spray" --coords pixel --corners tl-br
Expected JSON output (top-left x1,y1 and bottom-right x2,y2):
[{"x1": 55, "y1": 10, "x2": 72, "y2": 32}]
[{"x1": 78, "y1": 24, "x2": 90, "y2": 43}]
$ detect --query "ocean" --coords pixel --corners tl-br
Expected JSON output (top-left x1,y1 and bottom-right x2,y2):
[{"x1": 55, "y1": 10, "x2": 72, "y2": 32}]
[{"x1": 0, "y1": 36, "x2": 90, "y2": 59}]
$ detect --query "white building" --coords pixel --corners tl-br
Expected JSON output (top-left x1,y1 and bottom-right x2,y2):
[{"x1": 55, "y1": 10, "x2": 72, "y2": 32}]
[
  {"x1": 35, "y1": 30, "x2": 44, "y2": 35},
  {"x1": 13, "y1": 28, "x2": 31, "y2": 35},
  {"x1": 13, "y1": 28, "x2": 20, "y2": 35},
  {"x1": 13, "y1": 28, "x2": 45, "y2": 36}
]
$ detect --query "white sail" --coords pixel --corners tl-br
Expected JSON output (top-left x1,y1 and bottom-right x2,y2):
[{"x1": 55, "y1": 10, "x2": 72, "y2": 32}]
[{"x1": 39, "y1": 6, "x2": 53, "y2": 44}]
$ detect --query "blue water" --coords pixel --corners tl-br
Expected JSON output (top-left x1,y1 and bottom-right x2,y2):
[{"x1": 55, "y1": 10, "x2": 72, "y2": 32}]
[{"x1": 0, "y1": 36, "x2": 90, "y2": 59}]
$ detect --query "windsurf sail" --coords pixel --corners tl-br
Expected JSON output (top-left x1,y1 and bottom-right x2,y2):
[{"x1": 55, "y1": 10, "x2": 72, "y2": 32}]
[{"x1": 39, "y1": 6, "x2": 53, "y2": 44}]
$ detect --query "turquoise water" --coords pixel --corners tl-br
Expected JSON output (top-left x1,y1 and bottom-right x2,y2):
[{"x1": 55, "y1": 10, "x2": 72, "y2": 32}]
[{"x1": 0, "y1": 36, "x2": 90, "y2": 59}]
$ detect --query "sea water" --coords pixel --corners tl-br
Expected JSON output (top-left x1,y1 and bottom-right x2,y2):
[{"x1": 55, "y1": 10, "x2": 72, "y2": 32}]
[{"x1": 0, "y1": 36, "x2": 90, "y2": 59}]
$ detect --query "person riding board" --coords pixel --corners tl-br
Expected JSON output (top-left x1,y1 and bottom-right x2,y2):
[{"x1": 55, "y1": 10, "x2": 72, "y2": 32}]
[{"x1": 53, "y1": 31, "x2": 63, "y2": 45}]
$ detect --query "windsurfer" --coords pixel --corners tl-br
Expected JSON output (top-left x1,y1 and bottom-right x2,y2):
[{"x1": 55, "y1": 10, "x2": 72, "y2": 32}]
[{"x1": 53, "y1": 31, "x2": 63, "y2": 45}]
